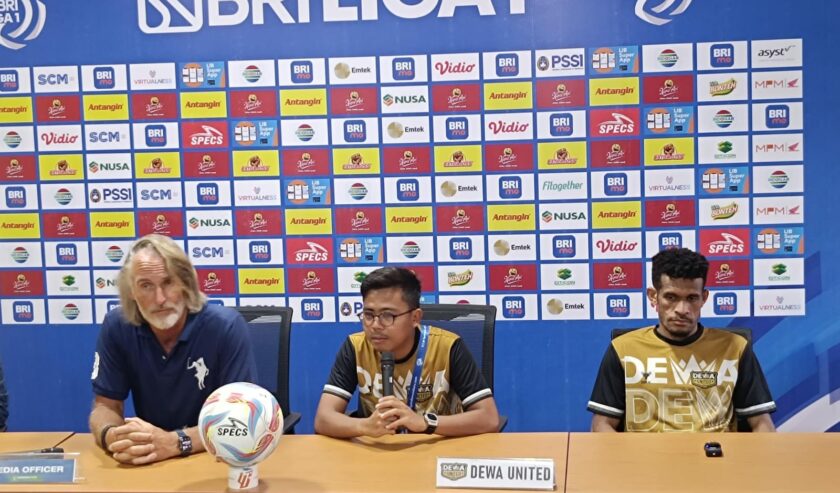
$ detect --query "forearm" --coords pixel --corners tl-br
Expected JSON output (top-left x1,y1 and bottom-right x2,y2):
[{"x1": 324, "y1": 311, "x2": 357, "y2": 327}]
[
  {"x1": 89, "y1": 403, "x2": 125, "y2": 447},
  {"x1": 314, "y1": 411, "x2": 365, "y2": 439},
  {"x1": 435, "y1": 408, "x2": 499, "y2": 436},
  {"x1": 747, "y1": 413, "x2": 776, "y2": 432},
  {"x1": 591, "y1": 414, "x2": 621, "y2": 432}
]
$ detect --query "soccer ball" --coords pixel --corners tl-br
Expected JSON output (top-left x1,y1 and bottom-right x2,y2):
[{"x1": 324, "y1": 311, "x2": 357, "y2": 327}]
[{"x1": 198, "y1": 382, "x2": 284, "y2": 468}]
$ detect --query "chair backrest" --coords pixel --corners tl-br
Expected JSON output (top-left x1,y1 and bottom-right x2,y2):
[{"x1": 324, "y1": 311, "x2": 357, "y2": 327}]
[
  {"x1": 611, "y1": 326, "x2": 752, "y2": 342},
  {"x1": 419, "y1": 303, "x2": 497, "y2": 390},
  {"x1": 233, "y1": 306, "x2": 294, "y2": 418}
]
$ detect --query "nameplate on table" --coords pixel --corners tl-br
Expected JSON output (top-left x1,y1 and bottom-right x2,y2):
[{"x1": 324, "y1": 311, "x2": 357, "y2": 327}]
[
  {"x1": 436, "y1": 457, "x2": 555, "y2": 490},
  {"x1": 0, "y1": 456, "x2": 77, "y2": 484}
]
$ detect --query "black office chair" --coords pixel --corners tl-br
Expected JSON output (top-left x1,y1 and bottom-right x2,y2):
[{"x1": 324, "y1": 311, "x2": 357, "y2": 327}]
[
  {"x1": 611, "y1": 326, "x2": 752, "y2": 432},
  {"x1": 234, "y1": 306, "x2": 301, "y2": 434},
  {"x1": 420, "y1": 303, "x2": 507, "y2": 432}
]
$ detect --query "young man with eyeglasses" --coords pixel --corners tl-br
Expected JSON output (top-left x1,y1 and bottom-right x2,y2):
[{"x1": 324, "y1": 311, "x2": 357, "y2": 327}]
[{"x1": 314, "y1": 267, "x2": 500, "y2": 438}]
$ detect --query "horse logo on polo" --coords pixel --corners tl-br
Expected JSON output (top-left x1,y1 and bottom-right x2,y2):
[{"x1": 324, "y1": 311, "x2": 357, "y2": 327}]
[{"x1": 187, "y1": 357, "x2": 209, "y2": 390}]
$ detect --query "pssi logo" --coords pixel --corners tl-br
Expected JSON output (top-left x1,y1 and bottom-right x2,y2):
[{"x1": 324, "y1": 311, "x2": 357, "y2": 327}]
[
  {"x1": 93, "y1": 67, "x2": 116, "y2": 89},
  {"x1": 392, "y1": 57, "x2": 416, "y2": 81},
  {"x1": 445, "y1": 117, "x2": 468, "y2": 140},
  {"x1": 249, "y1": 240, "x2": 271, "y2": 263},
  {"x1": 502, "y1": 296, "x2": 525, "y2": 318},
  {"x1": 713, "y1": 292, "x2": 737, "y2": 315},
  {"x1": 301, "y1": 299, "x2": 324, "y2": 320},
  {"x1": 0, "y1": 0, "x2": 47, "y2": 50},
  {"x1": 449, "y1": 237, "x2": 472, "y2": 260},
  {"x1": 606, "y1": 295, "x2": 630, "y2": 317},
  {"x1": 496, "y1": 53, "x2": 519, "y2": 77}
]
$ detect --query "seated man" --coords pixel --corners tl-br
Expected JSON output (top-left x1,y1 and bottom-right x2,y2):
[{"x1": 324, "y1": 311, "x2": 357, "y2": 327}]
[
  {"x1": 89, "y1": 234, "x2": 257, "y2": 465},
  {"x1": 588, "y1": 248, "x2": 776, "y2": 432},
  {"x1": 315, "y1": 267, "x2": 500, "y2": 437}
]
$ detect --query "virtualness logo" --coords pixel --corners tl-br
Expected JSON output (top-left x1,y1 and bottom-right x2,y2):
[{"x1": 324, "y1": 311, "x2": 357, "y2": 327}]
[
  {"x1": 634, "y1": 0, "x2": 692, "y2": 26},
  {"x1": 0, "y1": 0, "x2": 47, "y2": 50}
]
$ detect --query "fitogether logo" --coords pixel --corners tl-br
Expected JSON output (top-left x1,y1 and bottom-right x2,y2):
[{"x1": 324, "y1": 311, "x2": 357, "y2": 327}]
[
  {"x1": 634, "y1": 0, "x2": 692, "y2": 26},
  {"x1": 0, "y1": 0, "x2": 46, "y2": 50}
]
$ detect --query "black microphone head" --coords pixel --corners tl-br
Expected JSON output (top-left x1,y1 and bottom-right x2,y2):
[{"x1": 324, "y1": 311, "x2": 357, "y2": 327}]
[{"x1": 381, "y1": 352, "x2": 395, "y2": 366}]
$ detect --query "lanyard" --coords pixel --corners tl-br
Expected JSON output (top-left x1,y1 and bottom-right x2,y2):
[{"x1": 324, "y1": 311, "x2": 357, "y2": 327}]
[{"x1": 406, "y1": 324, "x2": 430, "y2": 411}]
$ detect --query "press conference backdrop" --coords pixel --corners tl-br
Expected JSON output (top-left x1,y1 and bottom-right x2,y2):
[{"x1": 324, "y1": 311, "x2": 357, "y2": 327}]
[{"x1": 0, "y1": 0, "x2": 836, "y2": 433}]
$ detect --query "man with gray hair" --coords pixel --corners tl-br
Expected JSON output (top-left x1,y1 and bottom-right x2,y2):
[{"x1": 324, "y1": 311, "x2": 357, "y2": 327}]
[{"x1": 89, "y1": 234, "x2": 256, "y2": 465}]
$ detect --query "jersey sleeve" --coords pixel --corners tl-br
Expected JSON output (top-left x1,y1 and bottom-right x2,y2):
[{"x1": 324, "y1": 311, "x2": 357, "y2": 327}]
[
  {"x1": 217, "y1": 312, "x2": 258, "y2": 384},
  {"x1": 733, "y1": 343, "x2": 776, "y2": 417},
  {"x1": 323, "y1": 338, "x2": 358, "y2": 401},
  {"x1": 449, "y1": 338, "x2": 492, "y2": 409},
  {"x1": 91, "y1": 311, "x2": 131, "y2": 401},
  {"x1": 587, "y1": 344, "x2": 626, "y2": 418}
]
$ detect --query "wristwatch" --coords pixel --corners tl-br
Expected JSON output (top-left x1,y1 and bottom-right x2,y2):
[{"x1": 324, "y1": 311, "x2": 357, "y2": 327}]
[
  {"x1": 423, "y1": 412, "x2": 439, "y2": 434},
  {"x1": 175, "y1": 429, "x2": 192, "y2": 457}
]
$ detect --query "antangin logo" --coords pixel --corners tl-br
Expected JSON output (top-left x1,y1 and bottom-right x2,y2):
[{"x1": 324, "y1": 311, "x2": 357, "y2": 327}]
[{"x1": 0, "y1": 0, "x2": 47, "y2": 50}]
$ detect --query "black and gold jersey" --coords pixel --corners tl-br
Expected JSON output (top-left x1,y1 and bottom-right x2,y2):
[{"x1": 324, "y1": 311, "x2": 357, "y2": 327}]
[
  {"x1": 323, "y1": 326, "x2": 492, "y2": 417},
  {"x1": 588, "y1": 325, "x2": 776, "y2": 432}
]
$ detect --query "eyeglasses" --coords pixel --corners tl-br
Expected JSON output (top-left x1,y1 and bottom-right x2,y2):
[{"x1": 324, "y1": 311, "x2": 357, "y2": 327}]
[{"x1": 357, "y1": 309, "x2": 415, "y2": 327}]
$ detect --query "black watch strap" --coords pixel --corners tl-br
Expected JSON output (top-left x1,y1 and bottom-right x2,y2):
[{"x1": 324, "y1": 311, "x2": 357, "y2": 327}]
[
  {"x1": 175, "y1": 429, "x2": 192, "y2": 457},
  {"x1": 99, "y1": 424, "x2": 116, "y2": 450}
]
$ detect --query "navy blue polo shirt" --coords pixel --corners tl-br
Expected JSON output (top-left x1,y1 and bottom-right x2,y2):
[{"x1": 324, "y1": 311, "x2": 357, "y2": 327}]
[{"x1": 92, "y1": 304, "x2": 257, "y2": 431}]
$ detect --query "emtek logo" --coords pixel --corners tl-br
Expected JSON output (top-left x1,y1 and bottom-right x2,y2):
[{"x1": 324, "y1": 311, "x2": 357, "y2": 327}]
[
  {"x1": 396, "y1": 179, "x2": 419, "y2": 201},
  {"x1": 12, "y1": 301, "x2": 34, "y2": 322},
  {"x1": 445, "y1": 117, "x2": 468, "y2": 140},
  {"x1": 56, "y1": 243, "x2": 78, "y2": 265},
  {"x1": 5, "y1": 186, "x2": 25, "y2": 208},
  {"x1": 301, "y1": 299, "x2": 324, "y2": 320},
  {"x1": 197, "y1": 183, "x2": 219, "y2": 205},
  {"x1": 502, "y1": 296, "x2": 525, "y2": 318},
  {"x1": 249, "y1": 241, "x2": 271, "y2": 263},
  {"x1": 604, "y1": 173, "x2": 627, "y2": 196},
  {"x1": 392, "y1": 58, "x2": 416, "y2": 81},
  {"x1": 550, "y1": 113, "x2": 573, "y2": 137},
  {"x1": 291, "y1": 61, "x2": 313, "y2": 83},
  {"x1": 659, "y1": 232, "x2": 682, "y2": 251},
  {"x1": 93, "y1": 67, "x2": 116, "y2": 89},
  {"x1": 145, "y1": 125, "x2": 167, "y2": 146},
  {"x1": 551, "y1": 235, "x2": 576, "y2": 258},
  {"x1": 0, "y1": 71, "x2": 19, "y2": 91},
  {"x1": 765, "y1": 105, "x2": 790, "y2": 129},
  {"x1": 606, "y1": 295, "x2": 630, "y2": 317},
  {"x1": 449, "y1": 237, "x2": 472, "y2": 260},
  {"x1": 343, "y1": 120, "x2": 366, "y2": 142},
  {"x1": 496, "y1": 53, "x2": 519, "y2": 77},
  {"x1": 710, "y1": 43, "x2": 734, "y2": 68},
  {"x1": 499, "y1": 176, "x2": 522, "y2": 199},
  {"x1": 713, "y1": 292, "x2": 737, "y2": 315}
]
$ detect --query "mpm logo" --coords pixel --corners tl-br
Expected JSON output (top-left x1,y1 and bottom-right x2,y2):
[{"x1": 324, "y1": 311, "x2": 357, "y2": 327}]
[
  {"x1": 659, "y1": 232, "x2": 682, "y2": 251},
  {"x1": 301, "y1": 299, "x2": 324, "y2": 320},
  {"x1": 713, "y1": 292, "x2": 737, "y2": 315},
  {"x1": 606, "y1": 295, "x2": 630, "y2": 317},
  {"x1": 765, "y1": 104, "x2": 790, "y2": 129},
  {"x1": 0, "y1": 71, "x2": 19, "y2": 92},
  {"x1": 502, "y1": 296, "x2": 525, "y2": 318},
  {"x1": 12, "y1": 301, "x2": 34, "y2": 322},
  {"x1": 291, "y1": 61, "x2": 313, "y2": 84},
  {"x1": 396, "y1": 178, "x2": 419, "y2": 201},
  {"x1": 343, "y1": 120, "x2": 366, "y2": 143},
  {"x1": 552, "y1": 235, "x2": 576, "y2": 258},
  {"x1": 392, "y1": 58, "x2": 416, "y2": 81},
  {"x1": 449, "y1": 237, "x2": 472, "y2": 260},
  {"x1": 249, "y1": 241, "x2": 271, "y2": 263},
  {"x1": 5, "y1": 186, "x2": 25, "y2": 208},
  {"x1": 499, "y1": 176, "x2": 522, "y2": 199},
  {"x1": 550, "y1": 113, "x2": 573, "y2": 137},
  {"x1": 445, "y1": 117, "x2": 468, "y2": 140},
  {"x1": 496, "y1": 53, "x2": 519, "y2": 77},
  {"x1": 56, "y1": 243, "x2": 78, "y2": 265},
  {"x1": 93, "y1": 67, "x2": 116, "y2": 90},
  {"x1": 710, "y1": 44, "x2": 734, "y2": 68},
  {"x1": 145, "y1": 125, "x2": 167, "y2": 147},
  {"x1": 197, "y1": 183, "x2": 219, "y2": 205}
]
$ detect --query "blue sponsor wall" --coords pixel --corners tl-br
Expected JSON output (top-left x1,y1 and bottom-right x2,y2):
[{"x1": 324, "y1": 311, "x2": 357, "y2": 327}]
[{"x1": 0, "y1": 0, "x2": 837, "y2": 433}]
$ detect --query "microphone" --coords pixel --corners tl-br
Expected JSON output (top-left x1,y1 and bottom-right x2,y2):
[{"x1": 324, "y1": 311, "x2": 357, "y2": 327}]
[{"x1": 381, "y1": 352, "x2": 395, "y2": 397}]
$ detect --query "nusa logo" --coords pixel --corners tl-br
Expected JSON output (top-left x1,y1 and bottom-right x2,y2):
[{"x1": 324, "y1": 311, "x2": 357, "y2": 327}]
[
  {"x1": 12, "y1": 301, "x2": 34, "y2": 322},
  {"x1": 343, "y1": 120, "x2": 366, "y2": 142},
  {"x1": 713, "y1": 292, "x2": 737, "y2": 315},
  {"x1": 197, "y1": 183, "x2": 219, "y2": 205},
  {"x1": 502, "y1": 296, "x2": 525, "y2": 318},
  {"x1": 93, "y1": 67, "x2": 116, "y2": 90},
  {"x1": 445, "y1": 117, "x2": 468, "y2": 139},
  {"x1": 499, "y1": 176, "x2": 522, "y2": 199},
  {"x1": 606, "y1": 294, "x2": 630, "y2": 317},
  {"x1": 449, "y1": 237, "x2": 472, "y2": 260},
  {"x1": 496, "y1": 53, "x2": 519, "y2": 77},
  {"x1": 249, "y1": 240, "x2": 271, "y2": 263},
  {"x1": 392, "y1": 58, "x2": 416, "y2": 81},
  {"x1": 396, "y1": 178, "x2": 419, "y2": 201},
  {"x1": 290, "y1": 61, "x2": 313, "y2": 83},
  {"x1": 301, "y1": 299, "x2": 324, "y2": 320}
]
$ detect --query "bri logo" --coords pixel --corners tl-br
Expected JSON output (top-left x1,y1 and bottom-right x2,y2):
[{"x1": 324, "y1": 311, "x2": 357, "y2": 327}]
[
  {"x1": 291, "y1": 60, "x2": 313, "y2": 83},
  {"x1": 502, "y1": 296, "x2": 525, "y2": 318},
  {"x1": 449, "y1": 237, "x2": 472, "y2": 260},
  {"x1": 495, "y1": 53, "x2": 519, "y2": 77},
  {"x1": 93, "y1": 67, "x2": 116, "y2": 89},
  {"x1": 301, "y1": 299, "x2": 323, "y2": 320},
  {"x1": 606, "y1": 295, "x2": 630, "y2": 317},
  {"x1": 392, "y1": 57, "x2": 416, "y2": 81},
  {"x1": 713, "y1": 292, "x2": 737, "y2": 315}
]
